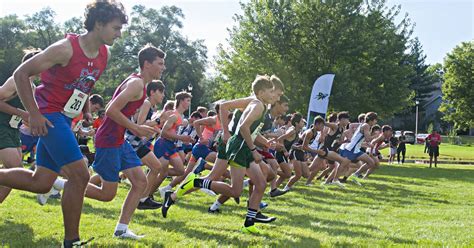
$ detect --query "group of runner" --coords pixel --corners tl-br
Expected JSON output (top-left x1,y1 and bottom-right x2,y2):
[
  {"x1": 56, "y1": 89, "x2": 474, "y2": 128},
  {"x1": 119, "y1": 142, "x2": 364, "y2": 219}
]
[{"x1": 0, "y1": 1, "x2": 399, "y2": 246}]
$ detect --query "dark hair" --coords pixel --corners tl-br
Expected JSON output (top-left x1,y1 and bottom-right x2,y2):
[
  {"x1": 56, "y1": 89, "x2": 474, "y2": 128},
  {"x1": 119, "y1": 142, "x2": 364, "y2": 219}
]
[
  {"x1": 277, "y1": 95, "x2": 289, "y2": 104},
  {"x1": 214, "y1": 104, "x2": 220, "y2": 114},
  {"x1": 146, "y1": 80, "x2": 165, "y2": 97},
  {"x1": 291, "y1": 112, "x2": 303, "y2": 126},
  {"x1": 327, "y1": 113, "x2": 337, "y2": 123},
  {"x1": 190, "y1": 111, "x2": 202, "y2": 119},
  {"x1": 175, "y1": 91, "x2": 192, "y2": 107},
  {"x1": 138, "y1": 44, "x2": 166, "y2": 69},
  {"x1": 84, "y1": 0, "x2": 128, "y2": 32},
  {"x1": 337, "y1": 111, "x2": 350, "y2": 120},
  {"x1": 270, "y1": 75, "x2": 284, "y2": 91},
  {"x1": 313, "y1": 116, "x2": 325, "y2": 125},
  {"x1": 90, "y1": 94, "x2": 104, "y2": 107},
  {"x1": 382, "y1": 125, "x2": 392, "y2": 132},
  {"x1": 284, "y1": 114, "x2": 292, "y2": 125},
  {"x1": 197, "y1": 106, "x2": 207, "y2": 114},
  {"x1": 252, "y1": 75, "x2": 273, "y2": 95},
  {"x1": 164, "y1": 100, "x2": 175, "y2": 111},
  {"x1": 22, "y1": 48, "x2": 42, "y2": 63},
  {"x1": 371, "y1": 124, "x2": 381, "y2": 133},
  {"x1": 207, "y1": 110, "x2": 217, "y2": 117},
  {"x1": 365, "y1": 112, "x2": 378, "y2": 123},
  {"x1": 98, "y1": 109, "x2": 105, "y2": 116},
  {"x1": 358, "y1": 113, "x2": 366, "y2": 123}
]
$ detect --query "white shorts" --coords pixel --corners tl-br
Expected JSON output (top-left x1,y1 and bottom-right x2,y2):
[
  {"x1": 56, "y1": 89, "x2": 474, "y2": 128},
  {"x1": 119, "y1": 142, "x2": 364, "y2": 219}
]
[{"x1": 390, "y1": 147, "x2": 397, "y2": 155}]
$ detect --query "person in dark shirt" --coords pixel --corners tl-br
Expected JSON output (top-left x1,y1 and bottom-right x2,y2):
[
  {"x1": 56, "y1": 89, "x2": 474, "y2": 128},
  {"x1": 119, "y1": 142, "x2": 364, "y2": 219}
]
[
  {"x1": 397, "y1": 131, "x2": 406, "y2": 164},
  {"x1": 389, "y1": 135, "x2": 398, "y2": 164}
]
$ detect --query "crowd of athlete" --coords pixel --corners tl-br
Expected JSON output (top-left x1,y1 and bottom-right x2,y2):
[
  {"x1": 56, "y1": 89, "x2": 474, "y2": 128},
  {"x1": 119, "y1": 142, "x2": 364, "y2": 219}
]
[{"x1": 0, "y1": 0, "x2": 398, "y2": 246}]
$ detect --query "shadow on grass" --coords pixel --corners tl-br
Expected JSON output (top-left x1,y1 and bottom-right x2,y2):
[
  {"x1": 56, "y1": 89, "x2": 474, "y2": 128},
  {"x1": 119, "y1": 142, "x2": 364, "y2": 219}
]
[
  {"x1": 377, "y1": 165, "x2": 474, "y2": 183},
  {"x1": 139, "y1": 218, "x2": 322, "y2": 247},
  {"x1": 0, "y1": 221, "x2": 59, "y2": 246}
]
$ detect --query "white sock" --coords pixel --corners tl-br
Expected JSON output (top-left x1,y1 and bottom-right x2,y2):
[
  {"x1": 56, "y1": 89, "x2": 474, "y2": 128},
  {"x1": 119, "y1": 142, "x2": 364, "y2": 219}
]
[
  {"x1": 53, "y1": 178, "x2": 66, "y2": 190},
  {"x1": 283, "y1": 185, "x2": 291, "y2": 191},
  {"x1": 210, "y1": 200, "x2": 222, "y2": 211},
  {"x1": 140, "y1": 197, "x2": 148, "y2": 203},
  {"x1": 115, "y1": 223, "x2": 128, "y2": 232}
]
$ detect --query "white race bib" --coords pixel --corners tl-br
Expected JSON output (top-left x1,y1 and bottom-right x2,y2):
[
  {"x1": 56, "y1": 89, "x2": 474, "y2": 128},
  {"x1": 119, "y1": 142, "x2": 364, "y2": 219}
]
[
  {"x1": 9, "y1": 115, "x2": 22, "y2": 129},
  {"x1": 63, "y1": 89, "x2": 88, "y2": 118}
]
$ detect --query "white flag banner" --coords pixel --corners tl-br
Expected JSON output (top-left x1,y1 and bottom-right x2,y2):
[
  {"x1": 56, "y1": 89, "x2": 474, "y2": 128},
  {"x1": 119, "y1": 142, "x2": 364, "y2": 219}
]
[{"x1": 306, "y1": 74, "x2": 335, "y2": 128}]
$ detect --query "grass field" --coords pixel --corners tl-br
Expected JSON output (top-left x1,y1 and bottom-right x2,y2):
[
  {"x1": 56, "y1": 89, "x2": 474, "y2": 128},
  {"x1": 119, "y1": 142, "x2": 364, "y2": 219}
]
[
  {"x1": 383, "y1": 143, "x2": 474, "y2": 161},
  {"x1": 1, "y1": 163, "x2": 473, "y2": 247}
]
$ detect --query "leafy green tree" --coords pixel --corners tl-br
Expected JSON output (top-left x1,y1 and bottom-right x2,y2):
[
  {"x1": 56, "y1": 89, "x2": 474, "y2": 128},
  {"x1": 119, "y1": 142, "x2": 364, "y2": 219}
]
[
  {"x1": 213, "y1": 0, "x2": 417, "y2": 119},
  {"x1": 96, "y1": 5, "x2": 208, "y2": 111},
  {"x1": 63, "y1": 17, "x2": 85, "y2": 34},
  {"x1": 440, "y1": 41, "x2": 474, "y2": 131},
  {"x1": 24, "y1": 8, "x2": 62, "y2": 49},
  {"x1": 0, "y1": 15, "x2": 26, "y2": 84}
]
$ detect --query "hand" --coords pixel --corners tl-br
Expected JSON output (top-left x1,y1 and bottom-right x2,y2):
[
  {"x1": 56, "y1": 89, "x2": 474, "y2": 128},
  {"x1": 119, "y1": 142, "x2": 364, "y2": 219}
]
[
  {"x1": 20, "y1": 111, "x2": 30, "y2": 127},
  {"x1": 199, "y1": 138, "x2": 209, "y2": 146},
  {"x1": 131, "y1": 124, "x2": 156, "y2": 139},
  {"x1": 83, "y1": 112, "x2": 93, "y2": 126},
  {"x1": 252, "y1": 150, "x2": 262, "y2": 163},
  {"x1": 180, "y1": 135, "x2": 193, "y2": 144},
  {"x1": 29, "y1": 111, "x2": 54, "y2": 136},
  {"x1": 284, "y1": 151, "x2": 289, "y2": 157}
]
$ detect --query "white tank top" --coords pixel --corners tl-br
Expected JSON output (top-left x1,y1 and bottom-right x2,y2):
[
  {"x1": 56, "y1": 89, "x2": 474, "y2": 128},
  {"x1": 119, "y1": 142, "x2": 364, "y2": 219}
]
[{"x1": 344, "y1": 124, "x2": 365, "y2": 153}]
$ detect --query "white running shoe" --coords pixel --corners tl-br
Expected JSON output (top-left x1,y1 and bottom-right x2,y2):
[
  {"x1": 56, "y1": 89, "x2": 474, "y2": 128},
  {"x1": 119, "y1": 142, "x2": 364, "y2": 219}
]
[
  {"x1": 159, "y1": 186, "x2": 171, "y2": 199},
  {"x1": 200, "y1": 188, "x2": 217, "y2": 196},
  {"x1": 113, "y1": 229, "x2": 144, "y2": 240},
  {"x1": 332, "y1": 180, "x2": 346, "y2": 189},
  {"x1": 37, "y1": 187, "x2": 54, "y2": 206}
]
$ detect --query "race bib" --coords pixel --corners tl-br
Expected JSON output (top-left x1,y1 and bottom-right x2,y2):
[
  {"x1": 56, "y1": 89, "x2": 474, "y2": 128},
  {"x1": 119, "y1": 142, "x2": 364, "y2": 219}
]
[
  {"x1": 9, "y1": 115, "x2": 22, "y2": 129},
  {"x1": 63, "y1": 89, "x2": 88, "y2": 118}
]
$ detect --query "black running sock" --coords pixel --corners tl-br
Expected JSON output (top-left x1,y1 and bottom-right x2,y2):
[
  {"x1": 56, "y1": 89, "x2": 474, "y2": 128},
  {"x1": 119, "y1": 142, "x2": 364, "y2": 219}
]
[
  {"x1": 244, "y1": 208, "x2": 257, "y2": 227},
  {"x1": 63, "y1": 238, "x2": 80, "y2": 248},
  {"x1": 194, "y1": 178, "x2": 213, "y2": 190},
  {"x1": 270, "y1": 188, "x2": 276, "y2": 192}
]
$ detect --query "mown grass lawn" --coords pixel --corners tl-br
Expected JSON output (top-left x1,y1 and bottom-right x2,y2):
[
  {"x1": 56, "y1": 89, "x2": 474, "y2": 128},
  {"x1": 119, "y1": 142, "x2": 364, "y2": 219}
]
[
  {"x1": 1, "y1": 163, "x2": 473, "y2": 247},
  {"x1": 384, "y1": 143, "x2": 474, "y2": 161}
]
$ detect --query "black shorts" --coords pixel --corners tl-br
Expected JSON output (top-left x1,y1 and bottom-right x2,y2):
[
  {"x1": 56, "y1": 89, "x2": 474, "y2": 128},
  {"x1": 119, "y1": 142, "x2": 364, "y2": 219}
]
[
  {"x1": 275, "y1": 151, "x2": 288, "y2": 164},
  {"x1": 136, "y1": 145, "x2": 152, "y2": 159},
  {"x1": 289, "y1": 149, "x2": 305, "y2": 162},
  {"x1": 429, "y1": 146, "x2": 439, "y2": 157}
]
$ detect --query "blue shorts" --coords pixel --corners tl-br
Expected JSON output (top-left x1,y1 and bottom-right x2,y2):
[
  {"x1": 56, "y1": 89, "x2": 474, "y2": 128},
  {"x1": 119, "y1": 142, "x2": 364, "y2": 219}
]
[
  {"x1": 21, "y1": 132, "x2": 39, "y2": 153},
  {"x1": 339, "y1": 149, "x2": 364, "y2": 162},
  {"x1": 36, "y1": 113, "x2": 84, "y2": 174},
  {"x1": 191, "y1": 143, "x2": 212, "y2": 173},
  {"x1": 93, "y1": 142, "x2": 142, "y2": 182},
  {"x1": 154, "y1": 137, "x2": 178, "y2": 160},
  {"x1": 192, "y1": 143, "x2": 212, "y2": 160}
]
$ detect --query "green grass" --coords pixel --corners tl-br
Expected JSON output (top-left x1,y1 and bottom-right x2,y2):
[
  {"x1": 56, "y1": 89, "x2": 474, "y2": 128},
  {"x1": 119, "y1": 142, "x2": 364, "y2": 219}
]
[
  {"x1": 1, "y1": 163, "x2": 474, "y2": 247},
  {"x1": 384, "y1": 143, "x2": 474, "y2": 161}
]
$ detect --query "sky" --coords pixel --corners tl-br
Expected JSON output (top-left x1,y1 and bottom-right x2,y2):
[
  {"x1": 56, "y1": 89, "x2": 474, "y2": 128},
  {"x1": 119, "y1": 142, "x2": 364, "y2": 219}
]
[{"x1": 1, "y1": 0, "x2": 473, "y2": 69}]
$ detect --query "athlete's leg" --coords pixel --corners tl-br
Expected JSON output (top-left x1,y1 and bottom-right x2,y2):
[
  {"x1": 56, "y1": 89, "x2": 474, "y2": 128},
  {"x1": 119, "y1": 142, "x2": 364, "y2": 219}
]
[{"x1": 0, "y1": 147, "x2": 22, "y2": 202}]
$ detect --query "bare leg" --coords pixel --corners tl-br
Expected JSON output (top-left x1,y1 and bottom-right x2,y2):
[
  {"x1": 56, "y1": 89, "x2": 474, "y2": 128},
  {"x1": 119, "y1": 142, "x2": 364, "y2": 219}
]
[{"x1": 0, "y1": 147, "x2": 22, "y2": 203}]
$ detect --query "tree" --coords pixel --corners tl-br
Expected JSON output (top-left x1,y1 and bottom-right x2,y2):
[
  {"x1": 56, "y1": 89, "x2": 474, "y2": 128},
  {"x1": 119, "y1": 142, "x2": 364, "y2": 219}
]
[
  {"x1": 440, "y1": 41, "x2": 474, "y2": 131},
  {"x1": 213, "y1": 0, "x2": 417, "y2": 119},
  {"x1": 96, "y1": 5, "x2": 208, "y2": 111},
  {"x1": 406, "y1": 38, "x2": 439, "y2": 105},
  {"x1": 0, "y1": 14, "x2": 26, "y2": 84},
  {"x1": 63, "y1": 17, "x2": 85, "y2": 34},
  {"x1": 24, "y1": 8, "x2": 62, "y2": 49}
]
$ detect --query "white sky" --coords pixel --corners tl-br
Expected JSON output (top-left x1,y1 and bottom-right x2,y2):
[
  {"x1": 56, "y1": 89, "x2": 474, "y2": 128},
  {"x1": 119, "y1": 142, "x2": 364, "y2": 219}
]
[{"x1": 1, "y1": 0, "x2": 473, "y2": 68}]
